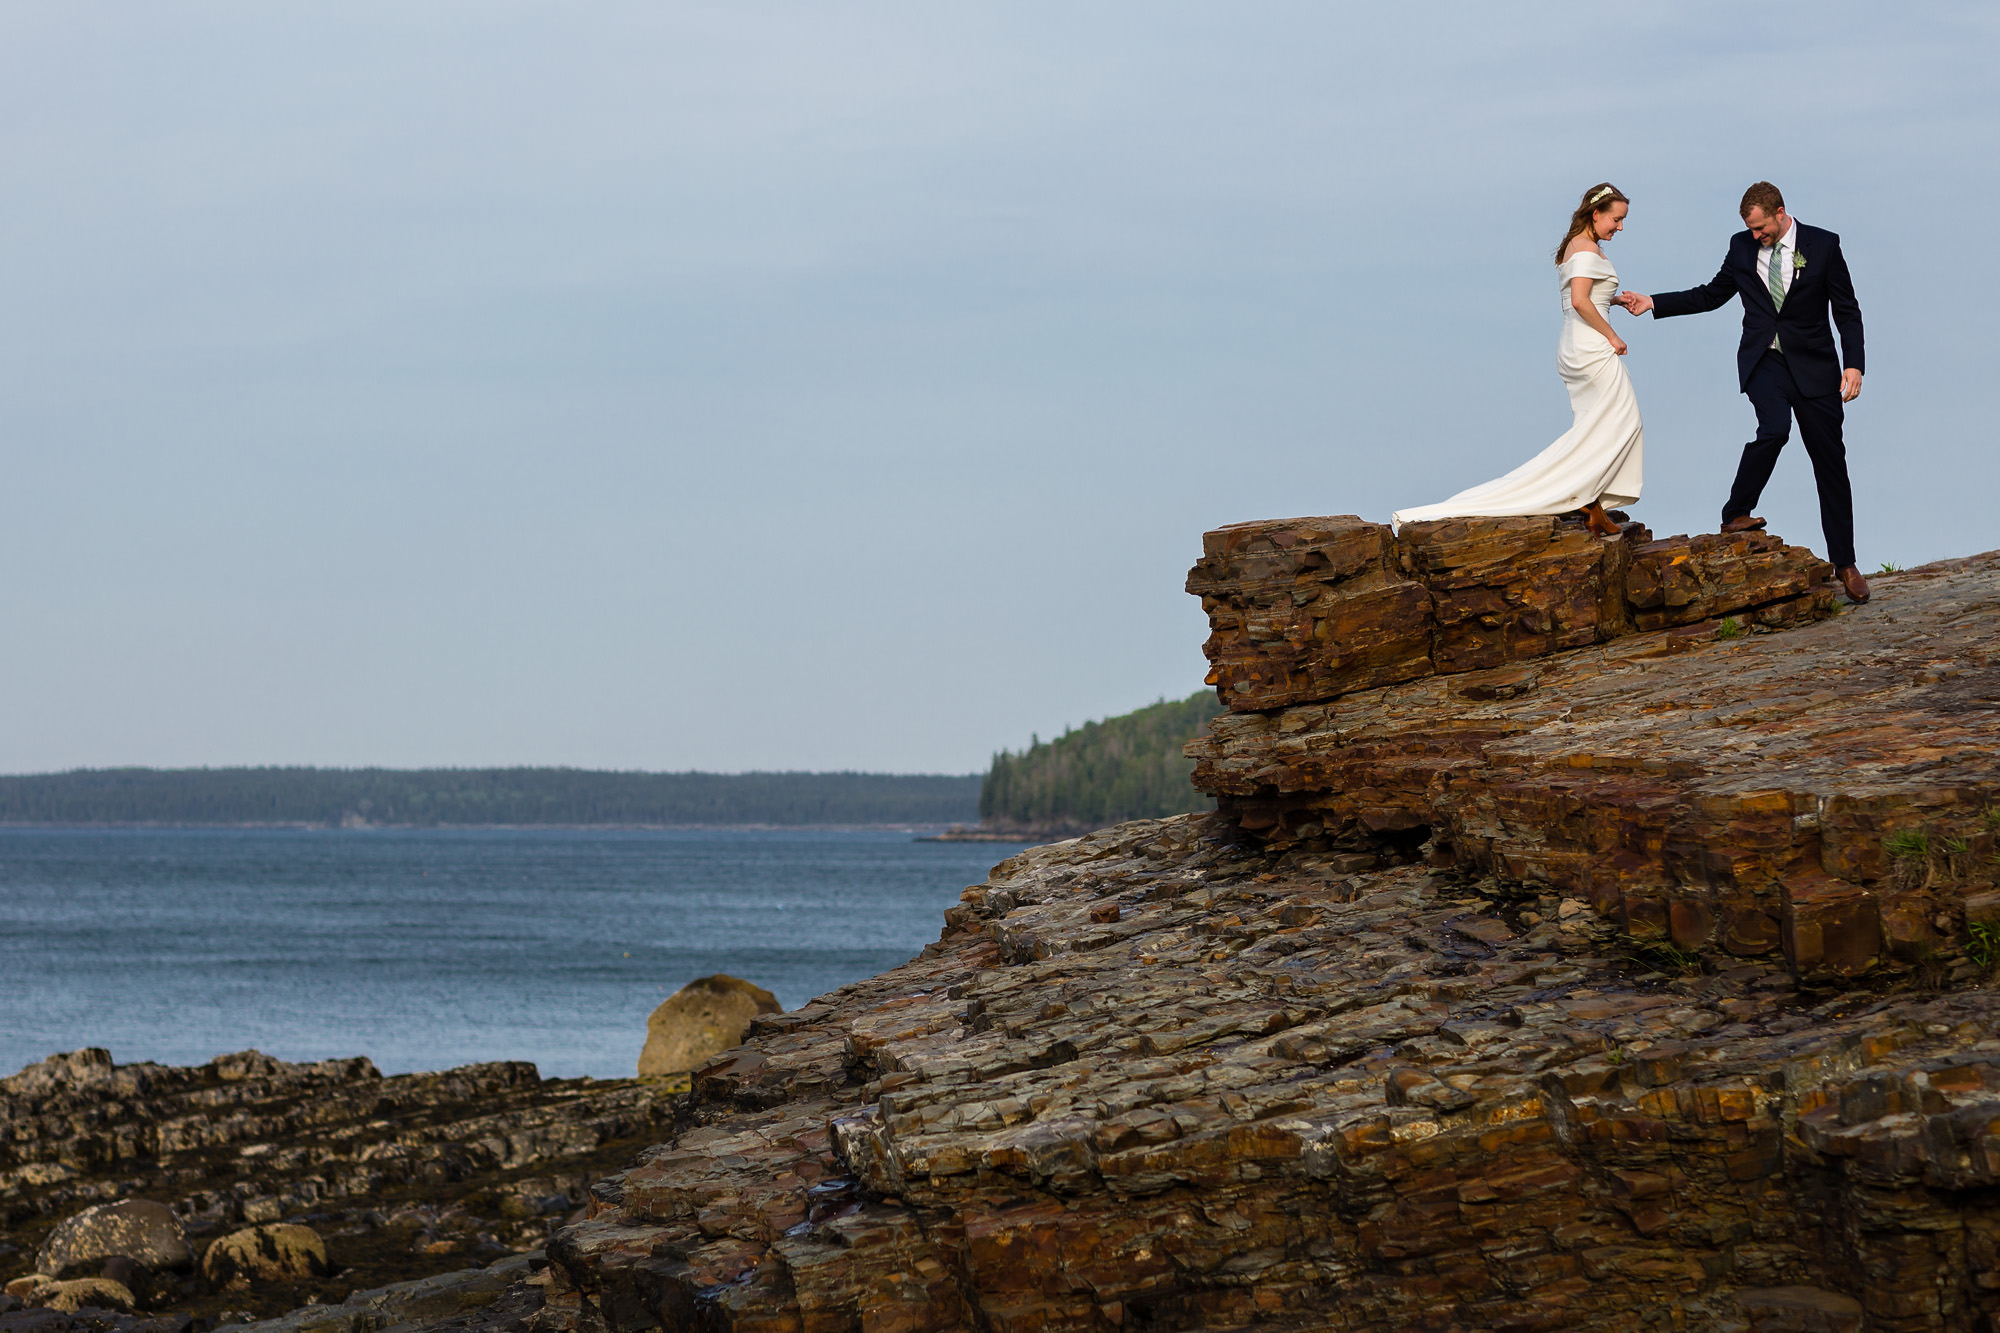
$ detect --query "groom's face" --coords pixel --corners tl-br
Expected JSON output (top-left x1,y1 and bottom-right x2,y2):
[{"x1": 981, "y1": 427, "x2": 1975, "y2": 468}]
[{"x1": 1744, "y1": 206, "x2": 1790, "y2": 247}]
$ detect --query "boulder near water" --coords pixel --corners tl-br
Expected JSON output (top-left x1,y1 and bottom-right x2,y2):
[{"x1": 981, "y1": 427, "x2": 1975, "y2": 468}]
[{"x1": 636, "y1": 975, "x2": 781, "y2": 1076}]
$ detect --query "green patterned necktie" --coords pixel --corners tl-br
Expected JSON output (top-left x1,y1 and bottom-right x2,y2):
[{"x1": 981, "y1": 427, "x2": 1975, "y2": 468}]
[{"x1": 1768, "y1": 241, "x2": 1786, "y2": 351}]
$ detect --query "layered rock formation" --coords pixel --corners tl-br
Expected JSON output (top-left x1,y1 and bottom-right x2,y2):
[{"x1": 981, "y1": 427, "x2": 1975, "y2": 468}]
[
  {"x1": 1188, "y1": 515, "x2": 1834, "y2": 710},
  {"x1": 534, "y1": 810, "x2": 2000, "y2": 1331},
  {"x1": 18, "y1": 526, "x2": 2000, "y2": 1332},
  {"x1": 509, "y1": 537, "x2": 2000, "y2": 1332},
  {"x1": 0, "y1": 1049, "x2": 674, "y2": 1326},
  {"x1": 1188, "y1": 536, "x2": 2000, "y2": 985}
]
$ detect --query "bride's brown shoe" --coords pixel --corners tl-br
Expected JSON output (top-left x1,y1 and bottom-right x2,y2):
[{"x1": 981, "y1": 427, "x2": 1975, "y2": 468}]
[{"x1": 1583, "y1": 503, "x2": 1621, "y2": 537}]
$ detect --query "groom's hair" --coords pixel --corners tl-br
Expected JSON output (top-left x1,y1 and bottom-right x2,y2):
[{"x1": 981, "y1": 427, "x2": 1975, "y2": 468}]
[{"x1": 1739, "y1": 181, "x2": 1786, "y2": 219}]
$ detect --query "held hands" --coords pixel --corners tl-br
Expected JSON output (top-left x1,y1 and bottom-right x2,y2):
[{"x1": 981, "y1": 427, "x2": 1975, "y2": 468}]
[
  {"x1": 1616, "y1": 291, "x2": 1654, "y2": 315},
  {"x1": 1841, "y1": 369, "x2": 1863, "y2": 402}
]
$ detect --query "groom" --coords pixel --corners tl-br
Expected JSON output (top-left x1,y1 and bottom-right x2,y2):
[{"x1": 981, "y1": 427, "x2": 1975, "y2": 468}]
[{"x1": 1620, "y1": 182, "x2": 1870, "y2": 603}]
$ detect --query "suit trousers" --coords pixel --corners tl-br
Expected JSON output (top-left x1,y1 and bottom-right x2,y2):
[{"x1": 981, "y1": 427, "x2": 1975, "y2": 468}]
[{"x1": 1723, "y1": 350, "x2": 1857, "y2": 569}]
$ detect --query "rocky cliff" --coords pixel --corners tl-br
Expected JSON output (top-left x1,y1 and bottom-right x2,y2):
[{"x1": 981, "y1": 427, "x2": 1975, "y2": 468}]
[
  {"x1": 15, "y1": 523, "x2": 2000, "y2": 1333},
  {"x1": 512, "y1": 525, "x2": 2000, "y2": 1331}
]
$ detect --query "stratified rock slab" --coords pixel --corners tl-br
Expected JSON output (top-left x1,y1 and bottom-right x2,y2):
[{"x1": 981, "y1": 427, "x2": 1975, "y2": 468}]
[
  {"x1": 1625, "y1": 528, "x2": 1839, "y2": 632},
  {"x1": 1185, "y1": 515, "x2": 1435, "y2": 710},
  {"x1": 1400, "y1": 514, "x2": 1634, "y2": 674},
  {"x1": 517, "y1": 548, "x2": 1999, "y2": 1333},
  {"x1": 534, "y1": 816, "x2": 2000, "y2": 1332},
  {"x1": 1189, "y1": 515, "x2": 1835, "y2": 711},
  {"x1": 1188, "y1": 553, "x2": 2000, "y2": 981}
]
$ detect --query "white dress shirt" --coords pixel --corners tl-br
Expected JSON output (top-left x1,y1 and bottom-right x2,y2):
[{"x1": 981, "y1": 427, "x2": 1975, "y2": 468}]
[
  {"x1": 1761, "y1": 219, "x2": 1797, "y2": 348},
  {"x1": 1761, "y1": 219, "x2": 1798, "y2": 300}
]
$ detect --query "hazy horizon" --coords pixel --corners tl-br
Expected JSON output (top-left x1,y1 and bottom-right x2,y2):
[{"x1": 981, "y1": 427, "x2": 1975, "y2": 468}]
[
  {"x1": 0, "y1": 762, "x2": 983, "y2": 777},
  {"x1": 6, "y1": 4, "x2": 1996, "y2": 774}
]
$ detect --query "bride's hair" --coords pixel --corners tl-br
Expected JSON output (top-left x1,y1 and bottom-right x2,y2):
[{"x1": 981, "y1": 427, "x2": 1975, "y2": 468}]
[{"x1": 1555, "y1": 182, "x2": 1629, "y2": 266}]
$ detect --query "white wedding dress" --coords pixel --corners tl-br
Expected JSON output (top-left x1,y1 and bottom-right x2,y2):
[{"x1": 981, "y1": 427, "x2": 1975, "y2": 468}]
[{"x1": 1393, "y1": 251, "x2": 1643, "y2": 526}]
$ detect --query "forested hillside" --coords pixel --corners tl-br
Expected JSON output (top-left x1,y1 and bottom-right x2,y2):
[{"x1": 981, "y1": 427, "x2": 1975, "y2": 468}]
[
  {"x1": 978, "y1": 691, "x2": 1222, "y2": 833},
  {"x1": 0, "y1": 768, "x2": 981, "y2": 828}
]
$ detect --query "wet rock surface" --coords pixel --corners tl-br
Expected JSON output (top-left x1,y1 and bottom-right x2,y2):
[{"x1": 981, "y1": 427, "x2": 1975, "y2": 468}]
[
  {"x1": 532, "y1": 815, "x2": 2000, "y2": 1330},
  {"x1": 513, "y1": 543, "x2": 2000, "y2": 1331},
  {"x1": 17, "y1": 535, "x2": 2000, "y2": 1330},
  {"x1": 0, "y1": 1049, "x2": 675, "y2": 1329}
]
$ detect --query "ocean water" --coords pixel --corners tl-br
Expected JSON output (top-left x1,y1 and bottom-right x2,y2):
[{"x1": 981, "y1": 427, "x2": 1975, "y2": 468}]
[{"x1": 0, "y1": 827, "x2": 1027, "y2": 1080}]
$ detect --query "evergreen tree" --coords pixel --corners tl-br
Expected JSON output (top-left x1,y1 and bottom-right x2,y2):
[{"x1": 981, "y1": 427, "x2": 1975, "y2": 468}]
[{"x1": 978, "y1": 691, "x2": 1221, "y2": 830}]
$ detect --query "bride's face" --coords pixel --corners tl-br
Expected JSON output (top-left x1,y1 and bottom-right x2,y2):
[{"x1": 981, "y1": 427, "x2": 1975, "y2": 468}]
[{"x1": 1593, "y1": 202, "x2": 1628, "y2": 241}]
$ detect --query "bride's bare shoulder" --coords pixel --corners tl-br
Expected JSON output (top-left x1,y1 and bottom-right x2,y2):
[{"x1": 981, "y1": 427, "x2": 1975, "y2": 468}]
[{"x1": 1561, "y1": 238, "x2": 1604, "y2": 263}]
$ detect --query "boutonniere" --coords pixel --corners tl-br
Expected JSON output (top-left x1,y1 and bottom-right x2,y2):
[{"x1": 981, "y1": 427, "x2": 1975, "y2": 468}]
[{"x1": 1791, "y1": 250, "x2": 1808, "y2": 272}]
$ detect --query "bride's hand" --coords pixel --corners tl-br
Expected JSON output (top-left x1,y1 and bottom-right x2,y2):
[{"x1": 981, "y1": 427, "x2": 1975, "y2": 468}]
[{"x1": 1609, "y1": 333, "x2": 1629, "y2": 356}]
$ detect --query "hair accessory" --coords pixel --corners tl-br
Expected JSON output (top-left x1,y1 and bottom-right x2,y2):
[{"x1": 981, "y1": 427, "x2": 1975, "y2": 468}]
[{"x1": 1588, "y1": 185, "x2": 1617, "y2": 205}]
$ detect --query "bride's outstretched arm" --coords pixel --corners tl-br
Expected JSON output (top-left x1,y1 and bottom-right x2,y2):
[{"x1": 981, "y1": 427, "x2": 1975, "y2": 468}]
[{"x1": 1571, "y1": 276, "x2": 1628, "y2": 356}]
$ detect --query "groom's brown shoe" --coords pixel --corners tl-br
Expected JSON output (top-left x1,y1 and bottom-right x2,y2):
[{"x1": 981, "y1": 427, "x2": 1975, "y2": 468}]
[
  {"x1": 1838, "y1": 566, "x2": 1871, "y2": 603},
  {"x1": 1719, "y1": 515, "x2": 1767, "y2": 534}
]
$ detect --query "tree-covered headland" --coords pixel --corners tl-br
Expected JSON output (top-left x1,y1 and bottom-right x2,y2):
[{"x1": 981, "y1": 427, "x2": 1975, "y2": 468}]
[{"x1": 977, "y1": 690, "x2": 1222, "y2": 834}]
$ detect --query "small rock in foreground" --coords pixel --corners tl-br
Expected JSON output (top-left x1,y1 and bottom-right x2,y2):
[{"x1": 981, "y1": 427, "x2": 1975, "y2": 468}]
[
  {"x1": 200, "y1": 1227, "x2": 327, "y2": 1291},
  {"x1": 35, "y1": 1204, "x2": 191, "y2": 1286}
]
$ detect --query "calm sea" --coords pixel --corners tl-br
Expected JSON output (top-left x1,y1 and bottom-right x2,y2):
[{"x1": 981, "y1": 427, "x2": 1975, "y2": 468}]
[{"x1": 0, "y1": 827, "x2": 1026, "y2": 1080}]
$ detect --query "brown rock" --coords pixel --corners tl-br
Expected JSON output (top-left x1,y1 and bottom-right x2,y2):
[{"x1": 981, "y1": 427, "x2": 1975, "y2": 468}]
[
  {"x1": 1186, "y1": 515, "x2": 1434, "y2": 711},
  {"x1": 1188, "y1": 551, "x2": 2000, "y2": 983},
  {"x1": 637, "y1": 975, "x2": 781, "y2": 1077},
  {"x1": 1733, "y1": 1285, "x2": 1866, "y2": 1332},
  {"x1": 517, "y1": 539, "x2": 2000, "y2": 1333},
  {"x1": 200, "y1": 1225, "x2": 328, "y2": 1290},
  {"x1": 1186, "y1": 515, "x2": 1837, "y2": 713},
  {"x1": 1625, "y1": 529, "x2": 1836, "y2": 631},
  {"x1": 1398, "y1": 514, "x2": 1631, "y2": 672},
  {"x1": 533, "y1": 813, "x2": 2000, "y2": 1331}
]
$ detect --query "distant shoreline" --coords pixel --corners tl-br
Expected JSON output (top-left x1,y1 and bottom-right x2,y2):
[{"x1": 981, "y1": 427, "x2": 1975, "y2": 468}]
[
  {"x1": 917, "y1": 824, "x2": 1083, "y2": 844},
  {"x1": 0, "y1": 820, "x2": 1019, "y2": 834},
  {"x1": 0, "y1": 767, "x2": 982, "y2": 829}
]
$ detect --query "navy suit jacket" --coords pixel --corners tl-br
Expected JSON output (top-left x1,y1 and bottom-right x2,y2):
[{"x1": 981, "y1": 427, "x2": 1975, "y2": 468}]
[{"x1": 1651, "y1": 223, "x2": 1864, "y2": 398}]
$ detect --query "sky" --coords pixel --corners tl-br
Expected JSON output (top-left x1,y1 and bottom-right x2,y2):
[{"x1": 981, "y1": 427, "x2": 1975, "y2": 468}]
[{"x1": 3, "y1": 2, "x2": 1996, "y2": 775}]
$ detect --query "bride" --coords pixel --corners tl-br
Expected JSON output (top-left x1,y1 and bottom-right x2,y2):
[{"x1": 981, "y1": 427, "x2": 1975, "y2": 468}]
[{"x1": 1394, "y1": 183, "x2": 1645, "y2": 536}]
